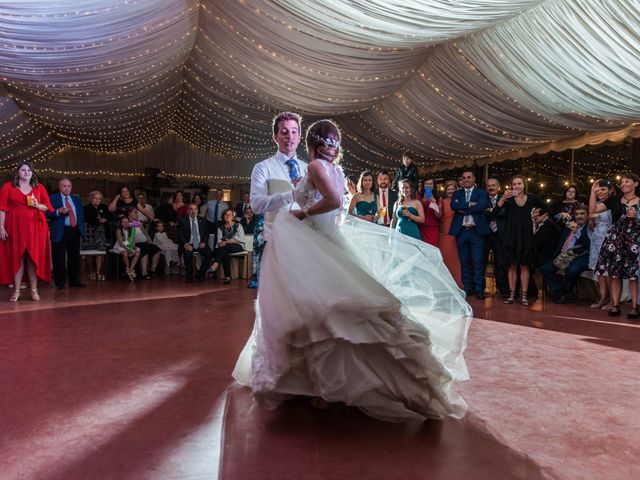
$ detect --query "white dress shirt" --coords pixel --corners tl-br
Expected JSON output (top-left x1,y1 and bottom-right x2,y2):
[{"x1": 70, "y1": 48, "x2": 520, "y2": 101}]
[
  {"x1": 463, "y1": 187, "x2": 476, "y2": 227},
  {"x1": 250, "y1": 150, "x2": 308, "y2": 241}
]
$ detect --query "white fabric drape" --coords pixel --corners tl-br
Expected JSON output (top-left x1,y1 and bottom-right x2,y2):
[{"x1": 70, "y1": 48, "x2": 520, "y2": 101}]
[{"x1": 0, "y1": 0, "x2": 638, "y2": 176}]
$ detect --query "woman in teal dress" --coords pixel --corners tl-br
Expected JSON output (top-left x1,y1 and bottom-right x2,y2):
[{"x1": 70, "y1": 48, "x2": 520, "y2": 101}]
[
  {"x1": 391, "y1": 179, "x2": 424, "y2": 240},
  {"x1": 348, "y1": 171, "x2": 379, "y2": 222}
]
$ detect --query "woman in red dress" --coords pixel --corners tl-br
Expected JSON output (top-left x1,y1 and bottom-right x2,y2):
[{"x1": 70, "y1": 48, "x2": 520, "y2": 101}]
[
  {"x1": 0, "y1": 162, "x2": 53, "y2": 301},
  {"x1": 419, "y1": 177, "x2": 442, "y2": 247},
  {"x1": 439, "y1": 180, "x2": 463, "y2": 288}
]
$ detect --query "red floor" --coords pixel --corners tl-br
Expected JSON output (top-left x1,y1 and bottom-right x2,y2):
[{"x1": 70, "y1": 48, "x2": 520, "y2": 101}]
[{"x1": 1, "y1": 278, "x2": 638, "y2": 479}]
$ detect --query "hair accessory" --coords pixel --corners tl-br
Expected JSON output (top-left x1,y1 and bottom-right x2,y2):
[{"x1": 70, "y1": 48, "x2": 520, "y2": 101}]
[{"x1": 311, "y1": 133, "x2": 340, "y2": 149}]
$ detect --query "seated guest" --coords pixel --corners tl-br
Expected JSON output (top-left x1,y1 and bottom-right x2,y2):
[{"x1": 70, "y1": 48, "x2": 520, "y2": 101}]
[
  {"x1": 419, "y1": 176, "x2": 441, "y2": 247},
  {"x1": 177, "y1": 203, "x2": 213, "y2": 283},
  {"x1": 153, "y1": 221, "x2": 180, "y2": 271},
  {"x1": 235, "y1": 192, "x2": 251, "y2": 219},
  {"x1": 391, "y1": 150, "x2": 419, "y2": 192},
  {"x1": 348, "y1": 171, "x2": 378, "y2": 222},
  {"x1": 127, "y1": 210, "x2": 161, "y2": 280},
  {"x1": 539, "y1": 204, "x2": 590, "y2": 304},
  {"x1": 111, "y1": 215, "x2": 141, "y2": 281},
  {"x1": 108, "y1": 186, "x2": 152, "y2": 222},
  {"x1": 528, "y1": 205, "x2": 561, "y2": 296},
  {"x1": 211, "y1": 208, "x2": 245, "y2": 284},
  {"x1": 241, "y1": 206, "x2": 256, "y2": 236},
  {"x1": 156, "y1": 191, "x2": 177, "y2": 224},
  {"x1": 83, "y1": 190, "x2": 112, "y2": 281},
  {"x1": 136, "y1": 192, "x2": 155, "y2": 227}
]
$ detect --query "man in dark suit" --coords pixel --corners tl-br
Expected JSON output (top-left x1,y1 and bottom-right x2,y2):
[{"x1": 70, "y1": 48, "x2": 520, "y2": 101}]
[
  {"x1": 528, "y1": 205, "x2": 561, "y2": 297},
  {"x1": 377, "y1": 170, "x2": 398, "y2": 227},
  {"x1": 484, "y1": 177, "x2": 508, "y2": 297},
  {"x1": 449, "y1": 169, "x2": 490, "y2": 299},
  {"x1": 47, "y1": 177, "x2": 86, "y2": 289},
  {"x1": 539, "y1": 204, "x2": 591, "y2": 304},
  {"x1": 235, "y1": 192, "x2": 251, "y2": 219},
  {"x1": 177, "y1": 203, "x2": 214, "y2": 283}
]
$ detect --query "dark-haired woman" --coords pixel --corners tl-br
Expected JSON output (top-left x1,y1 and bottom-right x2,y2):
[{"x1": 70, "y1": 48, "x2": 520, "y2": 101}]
[
  {"x1": 0, "y1": 162, "x2": 53, "y2": 301},
  {"x1": 591, "y1": 175, "x2": 640, "y2": 319},
  {"x1": 553, "y1": 184, "x2": 580, "y2": 224},
  {"x1": 210, "y1": 208, "x2": 245, "y2": 284},
  {"x1": 391, "y1": 179, "x2": 424, "y2": 240},
  {"x1": 419, "y1": 177, "x2": 441, "y2": 247}
]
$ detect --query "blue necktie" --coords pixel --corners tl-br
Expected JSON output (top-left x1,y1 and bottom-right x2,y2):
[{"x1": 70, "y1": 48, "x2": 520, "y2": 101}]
[
  {"x1": 213, "y1": 201, "x2": 219, "y2": 223},
  {"x1": 285, "y1": 158, "x2": 300, "y2": 183}
]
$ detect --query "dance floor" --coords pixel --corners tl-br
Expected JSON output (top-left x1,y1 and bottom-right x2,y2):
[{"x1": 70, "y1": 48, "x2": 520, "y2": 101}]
[{"x1": 1, "y1": 277, "x2": 638, "y2": 480}]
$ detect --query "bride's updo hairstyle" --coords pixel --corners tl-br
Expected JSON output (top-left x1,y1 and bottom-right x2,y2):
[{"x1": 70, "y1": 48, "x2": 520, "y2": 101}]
[{"x1": 306, "y1": 120, "x2": 341, "y2": 163}]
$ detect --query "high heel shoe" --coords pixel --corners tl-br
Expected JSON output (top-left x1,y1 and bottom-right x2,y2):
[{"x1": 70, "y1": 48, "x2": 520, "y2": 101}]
[
  {"x1": 9, "y1": 289, "x2": 21, "y2": 302},
  {"x1": 627, "y1": 306, "x2": 639, "y2": 320},
  {"x1": 30, "y1": 288, "x2": 40, "y2": 301},
  {"x1": 521, "y1": 291, "x2": 529, "y2": 307},
  {"x1": 608, "y1": 305, "x2": 621, "y2": 317},
  {"x1": 126, "y1": 268, "x2": 135, "y2": 282},
  {"x1": 504, "y1": 291, "x2": 516, "y2": 304},
  {"x1": 88, "y1": 272, "x2": 97, "y2": 281}
]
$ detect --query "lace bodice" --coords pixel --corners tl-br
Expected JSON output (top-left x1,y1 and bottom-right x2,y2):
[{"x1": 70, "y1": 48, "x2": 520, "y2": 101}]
[{"x1": 293, "y1": 160, "x2": 345, "y2": 223}]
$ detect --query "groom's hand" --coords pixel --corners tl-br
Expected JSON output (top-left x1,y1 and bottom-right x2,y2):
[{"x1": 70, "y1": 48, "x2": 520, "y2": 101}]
[{"x1": 290, "y1": 210, "x2": 305, "y2": 220}]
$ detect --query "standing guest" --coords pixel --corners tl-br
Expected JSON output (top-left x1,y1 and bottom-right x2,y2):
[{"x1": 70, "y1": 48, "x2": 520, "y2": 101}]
[
  {"x1": 48, "y1": 177, "x2": 86, "y2": 290},
  {"x1": 192, "y1": 193, "x2": 205, "y2": 216},
  {"x1": 241, "y1": 206, "x2": 256, "y2": 236},
  {"x1": 457, "y1": 175, "x2": 465, "y2": 190},
  {"x1": 235, "y1": 192, "x2": 252, "y2": 219},
  {"x1": 174, "y1": 190, "x2": 188, "y2": 220},
  {"x1": 108, "y1": 186, "x2": 152, "y2": 222},
  {"x1": 153, "y1": 221, "x2": 180, "y2": 270},
  {"x1": 0, "y1": 162, "x2": 53, "y2": 301},
  {"x1": 592, "y1": 175, "x2": 640, "y2": 319},
  {"x1": 343, "y1": 174, "x2": 357, "y2": 214},
  {"x1": 177, "y1": 203, "x2": 213, "y2": 283},
  {"x1": 136, "y1": 192, "x2": 155, "y2": 227},
  {"x1": 111, "y1": 216, "x2": 141, "y2": 281},
  {"x1": 439, "y1": 180, "x2": 463, "y2": 288},
  {"x1": 83, "y1": 190, "x2": 111, "y2": 281},
  {"x1": 449, "y1": 169, "x2": 490, "y2": 299},
  {"x1": 553, "y1": 184, "x2": 580, "y2": 224},
  {"x1": 496, "y1": 175, "x2": 545, "y2": 306},
  {"x1": 539, "y1": 204, "x2": 591, "y2": 304},
  {"x1": 391, "y1": 150, "x2": 419, "y2": 192},
  {"x1": 128, "y1": 210, "x2": 161, "y2": 279},
  {"x1": 249, "y1": 111, "x2": 308, "y2": 288},
  {"x1": 484, "y1": 177, "x2": 509, "y2": 297},
  {"x1": 376, "y1": 170, "x2": 398, "y2": 227},
  {"x1": 211, "y1": 208, "x2": 246, "y2": 284},
  {"x1": 204, "y1": 188, "x2": 229, "y2": 234},
  {"x1": 391, "y1": 179, "x2": 424, "y2": 240},
  {"x1": 156, "y1": 191, "x2": 177, "y2": 224},
  {"x1": 348, "y1": 171, "x2": 378, "y2": 222},
  {"x1": 587, "y1": 179, "x2": 614, "y2": 309},
  {"x1": 419, "y1": 177, "x2": 441, "y2": 247}
]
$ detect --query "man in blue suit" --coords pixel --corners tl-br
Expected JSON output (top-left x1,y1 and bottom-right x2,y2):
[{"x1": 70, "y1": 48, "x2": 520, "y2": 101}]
[
  {"x1": 47, "y1": 178, "x2": 86, "y2": 289},
  {"x1": 449, "y1": 169, "x2": 490, "y2": 299}
]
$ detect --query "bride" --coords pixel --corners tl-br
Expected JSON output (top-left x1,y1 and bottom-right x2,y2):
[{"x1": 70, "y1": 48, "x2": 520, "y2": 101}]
[{"x1": 233, "y1": 120, "x2": 472, "y2": 422}]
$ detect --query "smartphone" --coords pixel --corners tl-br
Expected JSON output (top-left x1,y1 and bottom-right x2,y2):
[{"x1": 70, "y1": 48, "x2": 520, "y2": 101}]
[{"x1": 425, "y1": 186, "x2": 432, "y2": 200}]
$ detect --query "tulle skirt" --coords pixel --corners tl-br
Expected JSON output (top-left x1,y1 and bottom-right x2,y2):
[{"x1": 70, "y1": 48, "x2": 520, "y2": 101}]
[{"x1": 232, "y1": 212, "x2": 472, "y2": 423}]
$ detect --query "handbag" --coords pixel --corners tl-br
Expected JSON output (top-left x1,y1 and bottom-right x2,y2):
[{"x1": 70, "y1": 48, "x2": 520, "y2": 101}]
[{"x1": 553, "y1": 248, "x2": 580, "y2": 270}]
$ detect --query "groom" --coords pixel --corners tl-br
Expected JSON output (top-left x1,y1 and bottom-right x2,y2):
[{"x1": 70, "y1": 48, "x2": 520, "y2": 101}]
[{"x1": 249, "y1": 112, "x2": 308, "y2": 286}]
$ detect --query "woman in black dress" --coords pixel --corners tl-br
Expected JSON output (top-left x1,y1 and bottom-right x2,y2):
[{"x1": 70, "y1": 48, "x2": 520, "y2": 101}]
[
  {"x1": 496, "y1": 175, "x2": 545, "y2": 306},
  {"x1": 83, "y1": 191, "x2": 112, "y2": 280},
  {"x1": 591, "y1": 174, "x2": 640, "y2": 319}
]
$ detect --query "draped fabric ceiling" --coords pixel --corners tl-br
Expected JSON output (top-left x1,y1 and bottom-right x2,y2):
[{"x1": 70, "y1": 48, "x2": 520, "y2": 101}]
[{"x1": 0, "y1": 0, "x2": 639, "y2": 178}]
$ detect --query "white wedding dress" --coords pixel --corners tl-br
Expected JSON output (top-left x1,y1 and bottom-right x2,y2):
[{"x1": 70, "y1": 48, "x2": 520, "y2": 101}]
[{"x1": 233, "y1": 159, "x2": 472, "y2": 422}]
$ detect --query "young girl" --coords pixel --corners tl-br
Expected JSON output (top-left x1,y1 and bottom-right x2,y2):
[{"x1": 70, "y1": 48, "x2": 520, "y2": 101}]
[
  {"x1": 112, "y1": 216, "x2": 141, "y2": 281},
  {"x1": 153, "y1": 221, "x2": 180, "y2": 270}
]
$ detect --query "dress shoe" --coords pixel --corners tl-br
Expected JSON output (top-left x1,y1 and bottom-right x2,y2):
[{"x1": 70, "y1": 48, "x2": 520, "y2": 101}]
[
  {"x1": 476, "y1": 292, "x2": 485, "y2": 300},
  {"x1": 223, "y1": 277, "x2": 231, "y2": 285},
  {"x1": 69, "y1": 282, "x2": 87, "y2": 288},
  {"x1": 195, "y1": 275, "x2": 205, "y2": 283},
  {"x1": 56, "y1": 284, "x2": 65, "y2": 290}
]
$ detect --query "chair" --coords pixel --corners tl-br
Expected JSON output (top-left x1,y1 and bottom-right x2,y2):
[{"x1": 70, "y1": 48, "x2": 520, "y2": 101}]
[{"x1": 80, "y1": 223, "x2": 108, "y2": 276}]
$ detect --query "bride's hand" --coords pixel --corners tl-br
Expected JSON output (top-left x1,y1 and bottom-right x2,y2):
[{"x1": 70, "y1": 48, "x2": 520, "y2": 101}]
[{"x1": 290, "y1": 210, "x2": 306, "y2": 220}]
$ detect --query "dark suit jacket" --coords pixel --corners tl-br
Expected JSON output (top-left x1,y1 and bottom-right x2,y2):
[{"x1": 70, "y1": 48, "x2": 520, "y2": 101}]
[
  {"x1": 555, "y1": 224, "x2": 590, "y2": 258},
  {"x1": 177, "y1": 216, "x2": 210, "y2": 254},
  {"x1": 46, "y1": 193, "x2": 85, "y2": 243},
  {"x1": 533, "y1": 218, "x2": 561, "y2": 267},
  {"x1": 485, "y1": 194, "x2": 507, "y2": 236},
  {"x1": 235, "y1": 202, "x2": 251, "y2": 219},
  {"x1": 449, "y1": 187, "x2": 490, "y2": 236},
  {"x1": 378, "y1": 188, "x2": 398, "y2": 224}
]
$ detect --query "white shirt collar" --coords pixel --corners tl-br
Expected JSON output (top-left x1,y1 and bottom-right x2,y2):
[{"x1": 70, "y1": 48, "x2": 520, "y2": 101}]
[{"x1": 275, "y1": 150, "x2": 297, "y2": 163}]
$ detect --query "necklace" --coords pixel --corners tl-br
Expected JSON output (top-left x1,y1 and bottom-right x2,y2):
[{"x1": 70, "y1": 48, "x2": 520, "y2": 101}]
[
  {"x1": 622, "y1": 195, "x2": 637, "y2": 205},
  {"x1": 514, "y1": 194, "x2": 527, "y2": 207}
]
